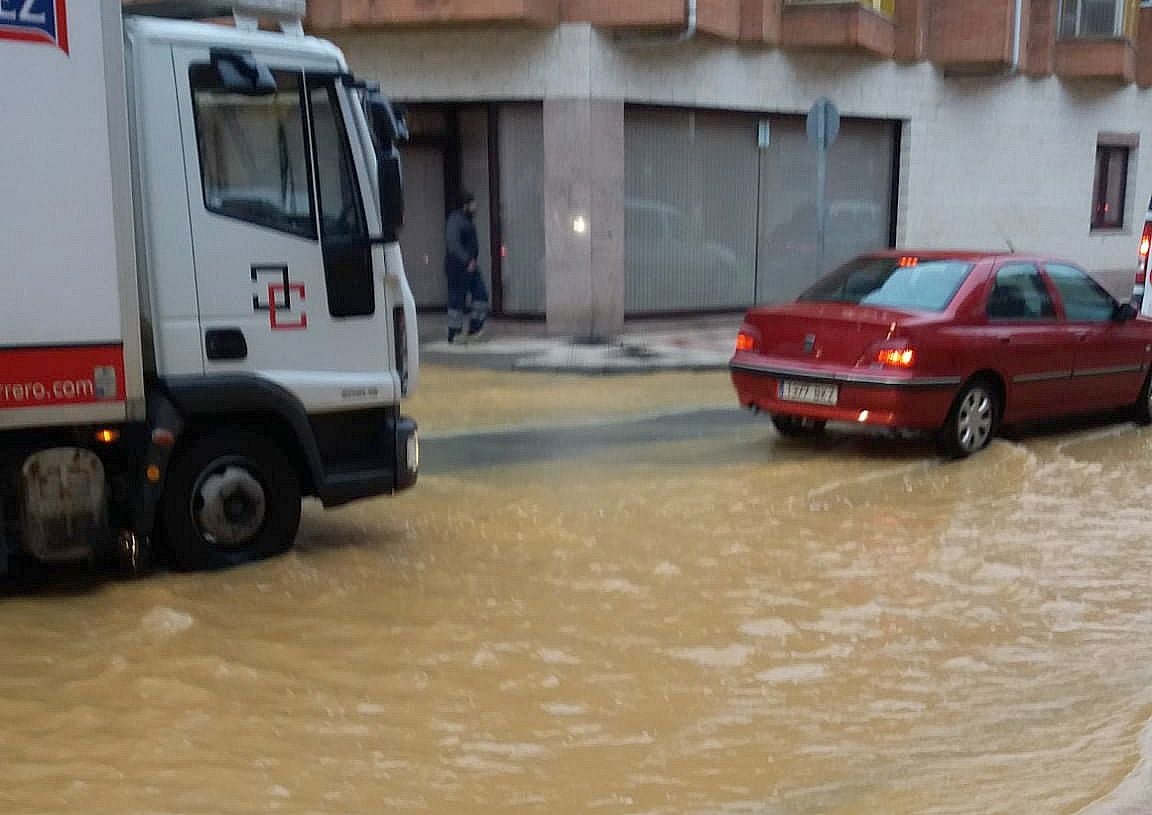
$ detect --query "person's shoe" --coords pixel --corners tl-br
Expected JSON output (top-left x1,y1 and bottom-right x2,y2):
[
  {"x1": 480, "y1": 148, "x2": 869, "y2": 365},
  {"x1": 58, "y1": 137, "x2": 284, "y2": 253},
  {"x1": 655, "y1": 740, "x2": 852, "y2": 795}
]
[
  {"x1": 447, "y1": 329, "x2": 461, "y2": 344},
  {"x1": 467, "y1": 326, "x2": 486, "y2": 342}
]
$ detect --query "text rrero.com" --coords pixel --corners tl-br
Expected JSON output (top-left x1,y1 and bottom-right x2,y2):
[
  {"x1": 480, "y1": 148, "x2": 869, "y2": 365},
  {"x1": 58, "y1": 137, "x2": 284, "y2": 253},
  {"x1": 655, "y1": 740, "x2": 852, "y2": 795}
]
[{"x1": 0, "y1": 379, "x2": 95, "y2": 403}]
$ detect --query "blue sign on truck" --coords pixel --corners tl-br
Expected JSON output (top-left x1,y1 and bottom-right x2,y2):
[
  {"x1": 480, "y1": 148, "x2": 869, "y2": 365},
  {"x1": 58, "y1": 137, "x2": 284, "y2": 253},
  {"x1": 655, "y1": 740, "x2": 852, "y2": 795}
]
[{"x1": 0, "y1": 0, "x2": 69, "y2": 53}]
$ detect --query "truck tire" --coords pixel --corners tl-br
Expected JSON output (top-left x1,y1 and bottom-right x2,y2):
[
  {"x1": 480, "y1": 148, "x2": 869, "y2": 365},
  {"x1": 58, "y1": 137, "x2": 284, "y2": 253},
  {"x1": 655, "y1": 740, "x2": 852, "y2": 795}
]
[{"x1": 160, "y1": 429, "x2": 301, "y2": 571}]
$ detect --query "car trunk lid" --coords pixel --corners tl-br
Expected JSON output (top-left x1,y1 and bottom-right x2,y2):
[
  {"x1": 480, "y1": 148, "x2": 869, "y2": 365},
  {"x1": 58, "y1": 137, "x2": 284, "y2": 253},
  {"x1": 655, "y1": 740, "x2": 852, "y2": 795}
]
[{"x1": 742, "y1": 302, "x2": 921, "y2": 367}]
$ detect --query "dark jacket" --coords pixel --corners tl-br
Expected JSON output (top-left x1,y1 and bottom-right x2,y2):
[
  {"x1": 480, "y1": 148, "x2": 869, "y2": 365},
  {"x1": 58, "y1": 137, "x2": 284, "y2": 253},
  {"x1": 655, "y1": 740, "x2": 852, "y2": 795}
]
[{"x1": 444, "y1": 209, "x2": 479, "y2": 286}]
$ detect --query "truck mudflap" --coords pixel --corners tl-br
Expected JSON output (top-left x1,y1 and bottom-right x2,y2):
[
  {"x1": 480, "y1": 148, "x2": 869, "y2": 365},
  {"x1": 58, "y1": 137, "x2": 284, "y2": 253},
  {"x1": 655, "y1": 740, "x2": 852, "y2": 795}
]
[{"x1": 123, "y1": 389, "x2": 185, "y2": 567}]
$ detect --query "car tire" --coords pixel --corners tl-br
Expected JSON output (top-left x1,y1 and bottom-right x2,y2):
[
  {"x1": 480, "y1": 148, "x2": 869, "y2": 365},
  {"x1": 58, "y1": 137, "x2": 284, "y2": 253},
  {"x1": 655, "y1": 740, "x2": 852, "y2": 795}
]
[
  {"x1": 160, "y1": 429, "x2": 301, "y2": 571},
  {"x1": 937, "y1": 379, "x2": 999, "y2": 459},
  {"x1": 771, "y1": 414, "x2": 827, "y2": 437},
  {"x1": 1134, "y1": 370, "x2": 1152, "y2": 426}
]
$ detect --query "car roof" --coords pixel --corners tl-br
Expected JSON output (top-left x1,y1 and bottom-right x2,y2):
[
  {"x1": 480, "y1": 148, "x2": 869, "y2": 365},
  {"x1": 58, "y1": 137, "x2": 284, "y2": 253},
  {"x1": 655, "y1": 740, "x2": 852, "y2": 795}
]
[
  {"x1": 863, "y1": 249, "x2": 1003, "y2": 261},
  {"x1": 859, "y1": 249, "x2": 1072, "y2": 264}
]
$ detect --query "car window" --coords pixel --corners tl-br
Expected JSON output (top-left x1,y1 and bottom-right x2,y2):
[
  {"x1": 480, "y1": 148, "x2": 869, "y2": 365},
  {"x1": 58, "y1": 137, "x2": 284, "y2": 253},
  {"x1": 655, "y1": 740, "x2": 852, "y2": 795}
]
[
  {"x1": 987, "y1": 263, "x2": 1055, "y2": 321},
  {"x1": 801, "y1": 257, "x2": 973, "y2": 312},
  {"x1": 1045, "y1": 263, "x2": 1117, "y2": 322}
]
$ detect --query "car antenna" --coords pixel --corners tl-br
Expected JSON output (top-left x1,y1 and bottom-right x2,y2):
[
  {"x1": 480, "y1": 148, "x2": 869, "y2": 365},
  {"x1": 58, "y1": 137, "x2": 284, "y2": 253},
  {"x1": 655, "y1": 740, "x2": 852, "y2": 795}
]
[{"x1": 994, "y1": 221, "x2": 1016, "y2": 253}]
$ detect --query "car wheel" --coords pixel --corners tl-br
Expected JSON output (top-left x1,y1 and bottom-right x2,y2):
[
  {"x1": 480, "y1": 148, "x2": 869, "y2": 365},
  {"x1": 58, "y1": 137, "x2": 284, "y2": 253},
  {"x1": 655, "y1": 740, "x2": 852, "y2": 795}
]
[
  {"x1": 1135, "y1": 370, "x2": 1152, "y2": 426},
  {"x1": 160, "y1": 429, "x2": 301, "y2": 571},
  {"x1": 937, "y1": 379, "x2": 999, "y2": 459},
  {"x1": 771, "y1": 414, "x2": 827, "y2": 437}
]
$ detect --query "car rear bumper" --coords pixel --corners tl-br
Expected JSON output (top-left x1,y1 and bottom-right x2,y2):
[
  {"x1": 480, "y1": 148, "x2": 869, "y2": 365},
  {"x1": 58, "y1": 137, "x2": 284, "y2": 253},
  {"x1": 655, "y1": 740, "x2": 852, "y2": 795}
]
[{"x1": 730, "y1": 359, "x2": 959, "y2": 429}]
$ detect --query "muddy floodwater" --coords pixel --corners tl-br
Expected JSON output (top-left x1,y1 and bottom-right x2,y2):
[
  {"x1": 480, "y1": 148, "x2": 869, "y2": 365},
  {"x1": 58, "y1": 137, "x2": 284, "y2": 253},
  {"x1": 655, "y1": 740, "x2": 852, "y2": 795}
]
[{"x1": 5, "y1": 367, "x2": 1152, "y2": 814}]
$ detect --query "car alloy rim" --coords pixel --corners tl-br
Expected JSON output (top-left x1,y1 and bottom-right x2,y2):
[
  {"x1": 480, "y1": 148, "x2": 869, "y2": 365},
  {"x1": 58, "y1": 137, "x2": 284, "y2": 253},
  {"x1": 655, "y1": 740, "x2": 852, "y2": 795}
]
[
  {"x1": 956, "y1": 386, "x2": 993, "y2": 452},
  {"x1": 190, "y1": 457, "x2": 268, "y2": 547}
]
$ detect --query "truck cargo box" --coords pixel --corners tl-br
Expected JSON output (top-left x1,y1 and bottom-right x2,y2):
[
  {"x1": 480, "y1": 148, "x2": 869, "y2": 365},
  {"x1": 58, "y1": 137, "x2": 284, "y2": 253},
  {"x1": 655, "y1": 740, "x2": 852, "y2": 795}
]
[{"x1": 0, "y1": 0, "x2": 144, "y2": 430}]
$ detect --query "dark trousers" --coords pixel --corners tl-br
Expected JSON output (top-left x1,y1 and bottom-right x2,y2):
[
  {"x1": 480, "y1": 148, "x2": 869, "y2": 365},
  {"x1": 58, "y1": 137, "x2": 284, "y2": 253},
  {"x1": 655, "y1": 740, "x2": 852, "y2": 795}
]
[{"x1": 447, "y1": 272, "x2": 490, "y2": 335}]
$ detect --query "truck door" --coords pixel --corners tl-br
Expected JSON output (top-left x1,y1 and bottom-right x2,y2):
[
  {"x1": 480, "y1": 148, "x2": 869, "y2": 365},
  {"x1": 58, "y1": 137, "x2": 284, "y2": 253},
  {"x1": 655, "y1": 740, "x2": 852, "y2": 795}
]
[{"x1": 174, "y1": 50, "x2": 396, "y2": 411}]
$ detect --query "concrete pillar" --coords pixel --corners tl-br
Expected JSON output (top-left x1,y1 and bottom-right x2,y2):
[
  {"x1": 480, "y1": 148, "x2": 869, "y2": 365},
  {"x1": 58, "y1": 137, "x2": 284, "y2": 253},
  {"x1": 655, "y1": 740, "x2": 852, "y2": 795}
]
[{"x1": 543, "y1": 97, "x2": 625, "y2": 338}]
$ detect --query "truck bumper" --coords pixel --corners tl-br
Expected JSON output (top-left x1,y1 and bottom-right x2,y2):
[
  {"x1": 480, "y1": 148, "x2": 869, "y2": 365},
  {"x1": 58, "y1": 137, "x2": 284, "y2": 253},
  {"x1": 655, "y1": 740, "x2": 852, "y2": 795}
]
[{"x1": 315, "y1": 412, "x2": 418, "y2": 508}]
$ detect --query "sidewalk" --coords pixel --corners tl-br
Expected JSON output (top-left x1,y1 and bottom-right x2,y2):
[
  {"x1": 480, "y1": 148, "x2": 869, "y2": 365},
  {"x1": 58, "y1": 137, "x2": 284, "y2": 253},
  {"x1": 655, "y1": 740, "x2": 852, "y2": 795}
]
[{"x1": 418, "y1": 312, "x2": 742, "y2": 373}]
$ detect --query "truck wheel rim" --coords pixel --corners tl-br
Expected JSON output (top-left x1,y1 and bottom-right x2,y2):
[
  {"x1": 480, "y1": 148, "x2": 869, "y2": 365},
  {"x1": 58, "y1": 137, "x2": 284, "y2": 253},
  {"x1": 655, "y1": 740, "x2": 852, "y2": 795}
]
[
  {"x1": 956, "y1": 387, "x2": 993, "y2": 453},
  {"x1": 190, "y1": 458, "x2": 267, "y2": 547}
]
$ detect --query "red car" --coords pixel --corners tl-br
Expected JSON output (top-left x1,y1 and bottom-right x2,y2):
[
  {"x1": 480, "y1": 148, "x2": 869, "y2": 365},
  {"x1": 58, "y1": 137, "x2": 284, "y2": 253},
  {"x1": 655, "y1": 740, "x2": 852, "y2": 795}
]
[{"x1": 730, "y1": 250, "x2": 1152, "y2": 457}]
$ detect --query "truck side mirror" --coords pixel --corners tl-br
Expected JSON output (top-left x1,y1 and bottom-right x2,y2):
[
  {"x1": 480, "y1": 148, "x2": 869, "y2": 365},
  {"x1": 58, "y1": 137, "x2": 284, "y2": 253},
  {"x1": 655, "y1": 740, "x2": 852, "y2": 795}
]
[
  {"x1": 378, "y1": 155, "x2": 404, "y2": 240},
  {"x1": 365, "y1": 93, "x2": 408, "y2": 147},
  {"x1": 210, "y1": 49, "x2": 276, "y2": 96},
  {"x1": 363, "y1": 93, "x2": 407, "y2": 239}
]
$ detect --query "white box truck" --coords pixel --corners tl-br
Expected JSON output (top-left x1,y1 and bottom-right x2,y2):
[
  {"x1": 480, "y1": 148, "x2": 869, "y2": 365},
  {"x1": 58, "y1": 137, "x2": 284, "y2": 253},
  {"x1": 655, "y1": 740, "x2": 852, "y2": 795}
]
[{"x1": 0, "y1": 0, "x2": 419, "y2": 573}]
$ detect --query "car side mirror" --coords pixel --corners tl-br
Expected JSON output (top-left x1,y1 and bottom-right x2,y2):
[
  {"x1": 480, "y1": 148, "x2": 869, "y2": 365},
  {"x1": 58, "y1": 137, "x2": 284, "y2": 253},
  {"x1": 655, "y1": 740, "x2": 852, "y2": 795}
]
[{"x1": 1115, "y1": 301, "x2": 1138, "y2": 322}]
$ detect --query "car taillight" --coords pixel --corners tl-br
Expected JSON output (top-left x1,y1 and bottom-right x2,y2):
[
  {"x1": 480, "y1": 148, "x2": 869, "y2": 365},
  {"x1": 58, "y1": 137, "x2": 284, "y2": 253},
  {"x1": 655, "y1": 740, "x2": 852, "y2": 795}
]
[
  {"x1": 874, "y1": 346, "x2": 916, "y2": 368},
  {"x1": 1138, "y1": 227, "x2": 1151, "y2": 281},
  {"x1": 1134, "y1": 226, "x2": 1152, "y2": 309},
  {"x1": 735, "y1": 330, "x2": 758, "y2": 353},
  {"x1": 1138, "y1": 224, "x2": 1152, "y2": 278}
]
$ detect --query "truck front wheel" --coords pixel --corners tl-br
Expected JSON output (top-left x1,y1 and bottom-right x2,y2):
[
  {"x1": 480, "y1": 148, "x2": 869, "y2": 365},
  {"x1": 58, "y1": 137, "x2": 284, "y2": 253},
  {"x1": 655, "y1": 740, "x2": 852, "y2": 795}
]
[{"x1": 160, "y1": 430, "x2": 301, "y2": 571}]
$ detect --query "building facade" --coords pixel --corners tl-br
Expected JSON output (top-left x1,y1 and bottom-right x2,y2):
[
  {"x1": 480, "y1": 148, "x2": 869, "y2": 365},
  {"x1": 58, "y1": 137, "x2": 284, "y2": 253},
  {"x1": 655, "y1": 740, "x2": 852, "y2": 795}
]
[{"x1": 309, "y1": 0, "x2": 1152, "y2": 335}]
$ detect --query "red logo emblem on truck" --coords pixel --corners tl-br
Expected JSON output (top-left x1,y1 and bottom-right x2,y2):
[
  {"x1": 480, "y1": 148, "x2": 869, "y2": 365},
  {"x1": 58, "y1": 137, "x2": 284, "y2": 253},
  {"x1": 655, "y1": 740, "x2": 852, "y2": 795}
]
[{"x1": 252, "y1": 264, "x2": 307, "y2": 331}]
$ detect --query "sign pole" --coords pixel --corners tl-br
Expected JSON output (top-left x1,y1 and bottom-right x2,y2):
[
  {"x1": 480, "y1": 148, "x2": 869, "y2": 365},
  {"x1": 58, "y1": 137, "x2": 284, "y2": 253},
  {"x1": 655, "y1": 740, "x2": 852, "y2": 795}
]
[
  {"x1": 806, "y1": 98, "x2": 840, "y2": 269},
  {"x1": 816, "y1": 138, "x2": 827, "y2": 264}
]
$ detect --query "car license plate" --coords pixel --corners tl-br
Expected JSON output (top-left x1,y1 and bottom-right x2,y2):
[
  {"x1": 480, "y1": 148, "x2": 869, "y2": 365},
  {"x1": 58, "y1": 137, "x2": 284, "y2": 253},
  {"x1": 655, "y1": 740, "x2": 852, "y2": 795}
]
[{"x1": 778, "y1": 380, "x2": 838, "y2": 406}]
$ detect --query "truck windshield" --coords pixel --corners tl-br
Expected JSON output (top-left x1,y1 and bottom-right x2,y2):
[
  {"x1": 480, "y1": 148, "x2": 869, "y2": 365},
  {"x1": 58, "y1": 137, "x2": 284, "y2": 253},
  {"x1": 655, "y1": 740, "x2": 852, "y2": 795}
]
[{"x1": 799, "y1": 257, "x2": 974, "y2": 312}]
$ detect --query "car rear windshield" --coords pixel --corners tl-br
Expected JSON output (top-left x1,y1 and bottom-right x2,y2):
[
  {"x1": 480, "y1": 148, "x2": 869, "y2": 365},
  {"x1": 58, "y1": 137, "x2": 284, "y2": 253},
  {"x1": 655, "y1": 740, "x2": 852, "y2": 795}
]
[{"x1": 799, "y1": 257, "x2": 975, "y2": 312}]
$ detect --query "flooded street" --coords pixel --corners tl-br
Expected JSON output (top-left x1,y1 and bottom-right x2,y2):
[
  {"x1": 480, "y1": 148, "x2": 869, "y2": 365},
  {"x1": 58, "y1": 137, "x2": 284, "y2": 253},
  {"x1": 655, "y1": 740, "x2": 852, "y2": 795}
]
[{"x1": 5, "y1": 366, "x2": 1152, "y2": 814}]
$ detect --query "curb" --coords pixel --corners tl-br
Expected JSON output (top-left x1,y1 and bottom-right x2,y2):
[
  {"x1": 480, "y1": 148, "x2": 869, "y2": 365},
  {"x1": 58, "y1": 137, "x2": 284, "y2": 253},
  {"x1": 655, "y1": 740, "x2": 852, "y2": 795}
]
[{"x1": 420, "y1": 340, "x2": 732, "y2": 373}]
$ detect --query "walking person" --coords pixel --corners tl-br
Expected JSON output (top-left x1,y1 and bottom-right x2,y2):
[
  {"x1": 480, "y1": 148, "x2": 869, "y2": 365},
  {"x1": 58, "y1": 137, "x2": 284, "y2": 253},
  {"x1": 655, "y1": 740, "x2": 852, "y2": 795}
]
[{"x1": 444, "y1": 191, "x2": 489, "y2": 344}]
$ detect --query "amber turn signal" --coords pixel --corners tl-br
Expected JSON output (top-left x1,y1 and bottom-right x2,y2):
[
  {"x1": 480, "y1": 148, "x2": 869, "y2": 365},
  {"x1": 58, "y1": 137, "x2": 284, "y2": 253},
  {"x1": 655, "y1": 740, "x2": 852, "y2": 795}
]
[
  {"x1": 876, "y1": 348, "x2": 915, "y2": 368},
  {"x1": 735, "y1": 331, "x2": 757, "y2": 353}
]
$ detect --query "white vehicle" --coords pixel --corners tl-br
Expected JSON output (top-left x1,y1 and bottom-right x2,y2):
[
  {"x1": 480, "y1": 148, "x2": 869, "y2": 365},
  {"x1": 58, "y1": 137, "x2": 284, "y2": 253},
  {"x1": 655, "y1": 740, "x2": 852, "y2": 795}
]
[
  {"x1": 1134, "y1": 204, "x2": 1152, "y2": 313},
  {"x1": 0, "y1": 0, "x2": 419, "y2": 573}
]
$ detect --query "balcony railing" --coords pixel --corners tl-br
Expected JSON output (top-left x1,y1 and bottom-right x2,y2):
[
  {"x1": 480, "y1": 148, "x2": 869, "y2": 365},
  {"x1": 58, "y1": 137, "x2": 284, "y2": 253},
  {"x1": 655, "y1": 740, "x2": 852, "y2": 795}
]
[{"x1": 1058, "y1": 0, "x2": 1139, "y2": 40}]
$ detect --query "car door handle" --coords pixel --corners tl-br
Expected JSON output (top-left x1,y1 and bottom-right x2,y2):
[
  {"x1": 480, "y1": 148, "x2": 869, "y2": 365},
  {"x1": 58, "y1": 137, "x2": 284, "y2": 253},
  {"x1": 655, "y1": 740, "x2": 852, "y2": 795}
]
[{"x1": 205, "y1": 328, "x2": 248, "y2": 361}]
